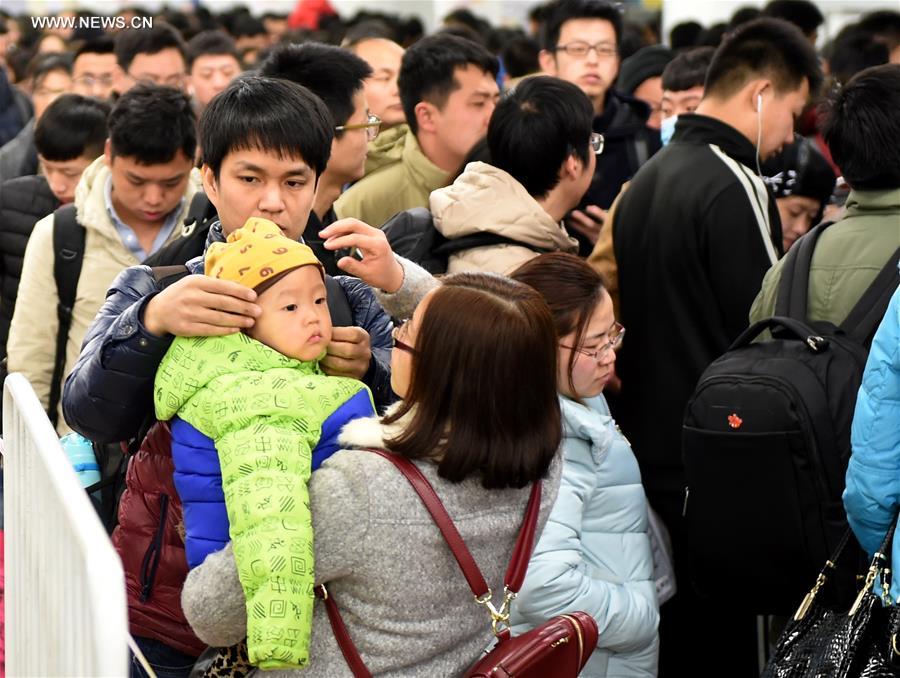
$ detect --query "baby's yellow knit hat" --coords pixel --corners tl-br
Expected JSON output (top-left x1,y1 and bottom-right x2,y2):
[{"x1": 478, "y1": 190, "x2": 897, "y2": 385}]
[{"x1": 205, "y1": 218, "x2": 323, "y2": 291}]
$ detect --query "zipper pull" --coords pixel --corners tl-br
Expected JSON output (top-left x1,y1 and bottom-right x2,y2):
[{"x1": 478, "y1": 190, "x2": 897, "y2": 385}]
[{"x1": 682, "y1": 486, "x2": 690, "y2": 517}]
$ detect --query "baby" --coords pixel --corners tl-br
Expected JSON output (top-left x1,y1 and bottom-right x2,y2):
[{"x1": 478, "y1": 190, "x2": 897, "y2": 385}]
[{"x1": 154, "y1": 218, "x2": 374, "y2": 669}]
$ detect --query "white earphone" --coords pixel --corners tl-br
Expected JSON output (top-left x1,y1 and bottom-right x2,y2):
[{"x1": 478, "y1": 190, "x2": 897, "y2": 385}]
[{"x1": 757, "y1": 92, "x2": 763, "y2": 113}]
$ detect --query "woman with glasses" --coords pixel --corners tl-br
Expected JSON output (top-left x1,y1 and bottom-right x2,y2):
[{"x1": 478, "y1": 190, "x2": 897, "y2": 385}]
[
  {"x1": 509, "y1": 253, "x2": 659, "y2": 678},
  {"x1": 182, "y1": 272, "x2": 563, "y2": 676},
  {"x1": 320, "y1": 215, "x2": 661, "y2": 676}
]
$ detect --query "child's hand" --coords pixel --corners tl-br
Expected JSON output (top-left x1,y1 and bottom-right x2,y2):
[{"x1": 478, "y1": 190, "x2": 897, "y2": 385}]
[
  {"x1": 319, "y1": 219, "x2": 404, "y2": 293},
  {"x1": 143, "y1": 274, "x2": 261, "y2": 338},
  {"x1": 321, "y1": 326, "x2": 371, "y2": 380}
]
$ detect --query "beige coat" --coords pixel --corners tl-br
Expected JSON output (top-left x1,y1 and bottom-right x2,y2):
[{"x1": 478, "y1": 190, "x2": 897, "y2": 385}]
[
  {"x1": 7, "y1": 156, "x2": 200, "y2": 433},
  {"x1": 430, "y1": 162, "x2": 578, "y2": 275},
  {"x1": 334, "y1": 126, "x2": 449, "y2": 228}
]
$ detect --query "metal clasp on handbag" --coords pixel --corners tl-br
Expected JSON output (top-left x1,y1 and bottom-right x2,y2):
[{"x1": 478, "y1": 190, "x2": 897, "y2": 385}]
[
  {"x1": 475, "y1": 586, "x2": 517, "y2": 636},
  {"x1": 794, "y1": 559, "x2": 836, "y2": 621},
  {"x1": 849, "y1": 550, "x2": 888, "y2": 617}
]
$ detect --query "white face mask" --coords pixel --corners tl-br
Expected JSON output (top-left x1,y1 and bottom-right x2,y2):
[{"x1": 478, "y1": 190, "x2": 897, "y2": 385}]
[{"x1": 660, "y1": 114, "x2": 678, "y2": 146}]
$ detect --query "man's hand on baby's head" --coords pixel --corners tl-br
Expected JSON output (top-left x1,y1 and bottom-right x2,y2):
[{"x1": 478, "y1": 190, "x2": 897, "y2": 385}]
[
  {"x1": 142, "y1": 274, "x2": 262, "y2": 338},
  {"x1": 321, "y1": 326, "x2": 372, "y2": 380}
]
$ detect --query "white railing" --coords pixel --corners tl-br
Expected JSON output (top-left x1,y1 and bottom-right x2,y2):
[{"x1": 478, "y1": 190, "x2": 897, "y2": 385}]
[{"x1": 2, "y1": 373, "x2": 129, "y2": 677}]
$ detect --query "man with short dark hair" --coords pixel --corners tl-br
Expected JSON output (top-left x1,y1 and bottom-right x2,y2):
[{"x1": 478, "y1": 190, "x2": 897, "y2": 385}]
[
  {"x1": 114, "y1": 22, "x2": 188, "y2": 94},
  {"x1": 260, "y1": 42, "x2": 374, "y2": 274},
  {"x1": 9, "y1": 85, "x2": 199, "y2": 432},
  {"x1": 751, "y1": 64, "x2": 900, "y2": 323},
  {"x1": 538, "y1": 0, "x2": 661, "y2": 250},
  {"x1": 0, "y1": 53, "x2": 72, "y2": 182},
  {"x1": 334, "y1": 33, "x2": 499, "y2": 227},
  {"x1": 72, "y1": 36, "x2": 117, "y2": 100},
  {"x1": 62, "y1": 77, "x2": 394, "y2": 675},
  {"x1": 0, "y1": 94, "x2": 109, "y2": 361},
  {"x1": 430, "y1": 76, "x2": 590, "y2": 274},
  {"x1": 186, "y1": 30, "x2": 241, "y2": 111},
  {"x1": 763, "y1": 0, "x2": 825, "y2": 45},
  {"x1": 611, "y1": 18, "x2": 823, "y2": 675}
]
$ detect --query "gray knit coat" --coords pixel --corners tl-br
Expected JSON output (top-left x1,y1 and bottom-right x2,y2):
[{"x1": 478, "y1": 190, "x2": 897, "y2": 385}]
[{"x1": 182, "y1": 404, "x2": 562, "y2": 677}]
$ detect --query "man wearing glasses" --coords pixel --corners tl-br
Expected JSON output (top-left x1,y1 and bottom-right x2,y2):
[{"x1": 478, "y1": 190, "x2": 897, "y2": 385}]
[
  {"x1": 113, "y1": 23, "x2": 188, "y2": 96},
  {"x1": 539, "y1": 0, "x2": 660, "y2": 253},
  {"x1": 260, "y1": 43, "x2": 381, "y2": 276},
  {"x1": 72, "y1": 37, "x2": 118, "y2": 102}
]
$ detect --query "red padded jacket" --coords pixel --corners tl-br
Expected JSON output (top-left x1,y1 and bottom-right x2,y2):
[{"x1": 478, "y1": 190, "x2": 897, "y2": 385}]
[{"x1": 112, "y1": 421, "x2": 205, "y2": 657}]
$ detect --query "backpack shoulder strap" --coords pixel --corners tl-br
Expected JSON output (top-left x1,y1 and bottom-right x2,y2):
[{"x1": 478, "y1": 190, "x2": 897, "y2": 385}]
[
  {"x1": 324, "y1": 275, "x2": 353, "y2": 327},
  {"x1": 181, "y1": 192, "x2": 214, "y2": 237},
  {"x1": 49, "y1": 203, "x2": 84, "y2": 425},
  {"x1": 774, "y1": 221, "x2": 834, "y2": 321},
  {"x1": 151, "y1": 265, "x2": 191, "y2": 290},
  {"x1": 840, "y1": 247, "x2": 900, "y2": 344},
  {"x1": 433, "y1": 232, "x2": 554, "y2": 258}
]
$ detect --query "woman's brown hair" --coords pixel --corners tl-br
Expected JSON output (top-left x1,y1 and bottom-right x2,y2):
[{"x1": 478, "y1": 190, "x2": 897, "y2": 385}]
[
  {"x1": 383, "y1": 272, "x2": 561, "y2": 489},
  {"x1": 510, "y1": 253, "x2": 607, "y2": 398}
]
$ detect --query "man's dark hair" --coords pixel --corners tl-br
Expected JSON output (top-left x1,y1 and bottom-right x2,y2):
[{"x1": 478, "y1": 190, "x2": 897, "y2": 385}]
[
  {"x1": 662, "y1": 46, "x2": 715, "y2": 91},
  {"x1": 762, "y1": 0, "x2": 824, "y2": 37},
  {"x1": 705, "y1": 18, "x2": 822, "y2": 99},
  {"x1": 35, "y1": 94, "x2": 110, "y2": 161},
  {"x1": 342, "y1": 20, "x2": 396, "y2": 46},
  {"x1": 108, "y1": 84, "x2": 196, "y2": 164},
  {"x1": 74, "y1": 35, "x2": 115, "y2": 60},
  {"x1": 729, "y1": 6, "x2": 762, "y2": 30},
  {"x1": 114, "y1": 22, "x2": 188, "y2": 72},
  {"x1": 822, "y1": 64, "x2": 900, "y2": 190},
  {"x1": 829, "y1": 33, "x2": 889, "y2": 86},
  {"x1": 488, "y1": 75, "x2": 594, "y2": 198},
  {"x1": 201, "y1": 75, "x2": 333, "y2": 181},
  {"x1": 857, "y1": 10, "x2": 900, "y2": 50},
  {"x1": 260, "y1": 43, "x2": 371, "y2": 132},
  {"x1": 27, "y1": 53, "x2": 72, "y2": 88},
  {"x1": 187, "y1": 30, "x2": 240, "y2": 69},
  {"x1": 230, "y1": 14, "x2": 266, "y2": 39},
  {"x1": 398, "y1": 33, "x2": 498, "y2": 136},
  {"x1": 502, "y1": 35, "x2": 540, "y2": 78},
  {"x1": 669, "y1": 21, "x2": 704, "y2": 51},
  {"x1": 540, "y1": 0, "x2": 623, "y2": 52}
]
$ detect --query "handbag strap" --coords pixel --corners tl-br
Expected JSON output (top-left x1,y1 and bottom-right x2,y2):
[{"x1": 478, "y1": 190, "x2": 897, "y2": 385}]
[
  {"x1": 316, "y1": 587, "x2": 372, "y2": 678},
  {"x1": 365, "y1": 448, "x2": 542, "y2": 595}
]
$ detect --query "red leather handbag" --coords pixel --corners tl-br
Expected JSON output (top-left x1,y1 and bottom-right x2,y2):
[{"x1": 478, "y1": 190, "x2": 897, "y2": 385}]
[{"x1": 316, "y1": 448, "x2": 599, "y2": 677}]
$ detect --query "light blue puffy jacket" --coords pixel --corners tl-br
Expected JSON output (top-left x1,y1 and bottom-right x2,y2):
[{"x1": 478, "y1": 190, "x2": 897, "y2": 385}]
[
  {"x1": 844, "y1": 273, "x2": 900, "y2": 602},
  {"x1": 510, "y1": 395, "x2": 659, "y2": 677}
]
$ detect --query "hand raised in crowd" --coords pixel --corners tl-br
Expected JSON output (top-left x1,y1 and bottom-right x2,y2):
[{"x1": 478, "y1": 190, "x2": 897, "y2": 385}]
[
  {"x1": 566, "y1": 205, "x2": 608, "y2": 245},
  {"x1": 321, "y1": 326, "x2": 372, "y2": 380},
  {"x1": 319, "y1": 218, "x2": 405, "y2": 294},
  {"x1": 142, "y1": 274, "x2": 261, "y2": 338}
]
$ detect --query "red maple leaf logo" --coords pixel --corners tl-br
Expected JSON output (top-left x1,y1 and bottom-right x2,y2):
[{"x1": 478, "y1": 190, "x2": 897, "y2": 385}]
[{"x1": 727, "y1": 413, "x2": 743, "y2": 430}]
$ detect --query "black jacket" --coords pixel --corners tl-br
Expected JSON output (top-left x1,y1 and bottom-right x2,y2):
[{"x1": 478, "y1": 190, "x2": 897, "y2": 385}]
[
  {"x1": 0, "y1": 174, "x2": 59, "y2": 358},
  {"x1": 612, "y1": 113, "x2": 782, "y2": 492},
  {"x1": 586, "y1": 90, "x2": 661, "y2": 211},
  {"x1": 571, "y1": 90, "x2": 661, "y2": 255}
]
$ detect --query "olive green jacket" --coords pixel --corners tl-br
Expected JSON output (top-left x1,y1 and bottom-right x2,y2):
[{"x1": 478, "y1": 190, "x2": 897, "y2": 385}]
[
  {"x1": 334, "y1": 125, "x2": 449, "y2": 227},
  {"x1": 750, "y1": 188, "x2": 900, "y2": 326}
]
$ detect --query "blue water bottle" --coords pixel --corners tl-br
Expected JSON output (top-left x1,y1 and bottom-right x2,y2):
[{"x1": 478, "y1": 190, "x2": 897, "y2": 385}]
[{"x1": 60, "y1": 433, "x2": 101, "y2": 488}]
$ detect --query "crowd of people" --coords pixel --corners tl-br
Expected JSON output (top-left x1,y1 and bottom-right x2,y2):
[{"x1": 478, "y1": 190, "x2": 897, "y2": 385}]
[{"x1": 0, "y1": 0, "x2": 898, "y2": 676}]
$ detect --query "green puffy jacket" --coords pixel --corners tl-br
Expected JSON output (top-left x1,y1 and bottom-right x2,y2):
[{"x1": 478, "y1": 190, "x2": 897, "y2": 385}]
[{"x1": 155, "y1": 331, "x2": 373, "y2": 669}]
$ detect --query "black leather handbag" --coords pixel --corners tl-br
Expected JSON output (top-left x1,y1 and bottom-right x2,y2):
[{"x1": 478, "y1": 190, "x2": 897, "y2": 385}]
[{"x1": 762, "y1": 526, "x2": 900, "y2": 677}]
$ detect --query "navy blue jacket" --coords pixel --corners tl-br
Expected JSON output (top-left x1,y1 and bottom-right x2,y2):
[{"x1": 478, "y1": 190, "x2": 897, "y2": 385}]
[{"x1": 62, "y1": 257, "x2": 395, "y2": 443}]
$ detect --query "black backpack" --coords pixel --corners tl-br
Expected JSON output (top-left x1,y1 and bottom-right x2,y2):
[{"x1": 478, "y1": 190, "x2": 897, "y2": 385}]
[
  {"x1": 682, "y1": 222, "x2": 900, "y2": 615},
  {"x1": 381, "y1": 207, "x2": 554, "y2": 274}
]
